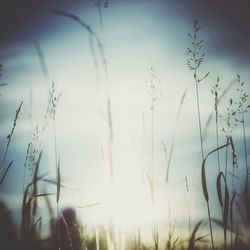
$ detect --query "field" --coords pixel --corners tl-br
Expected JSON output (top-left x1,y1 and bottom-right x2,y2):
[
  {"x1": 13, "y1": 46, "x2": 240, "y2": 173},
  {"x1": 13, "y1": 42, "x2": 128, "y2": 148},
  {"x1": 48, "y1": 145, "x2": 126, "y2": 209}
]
[{"x1": 0, "y1": 1, "x2": 249, "y2": 250}]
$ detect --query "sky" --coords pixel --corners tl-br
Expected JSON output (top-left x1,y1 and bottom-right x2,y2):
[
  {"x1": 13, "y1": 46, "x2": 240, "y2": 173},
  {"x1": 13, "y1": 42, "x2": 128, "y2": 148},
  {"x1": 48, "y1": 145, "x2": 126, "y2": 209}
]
[{"x1": 0, "y1": 0, "x2": 250, "y2": 244}]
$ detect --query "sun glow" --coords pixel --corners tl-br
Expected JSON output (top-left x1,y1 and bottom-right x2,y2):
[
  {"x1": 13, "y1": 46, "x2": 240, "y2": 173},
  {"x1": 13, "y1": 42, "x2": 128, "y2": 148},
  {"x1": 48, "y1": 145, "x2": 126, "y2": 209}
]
[{"x1": 107, "y1": 166, "x2": 154, "y2": 229}]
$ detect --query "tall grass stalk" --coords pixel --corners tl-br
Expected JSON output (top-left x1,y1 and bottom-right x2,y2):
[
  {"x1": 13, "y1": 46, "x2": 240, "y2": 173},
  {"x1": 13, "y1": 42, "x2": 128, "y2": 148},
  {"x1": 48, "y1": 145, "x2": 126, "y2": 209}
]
[
  {"x1": 23, "y1": 142, "x2": 31, "y2": 193},
  {"x1": 147, "y1": 67, "x2": 161, "y2": 250},
  {"x1": 229, "y1": 135, "x2": 238, "y2": 190},
  {"x1": 147, "y1": 67, "x2": 161, "y2": 192},
  {"x1": 91, "y1": 0, "x2": 109, "y2": 87},
  {"x1": 211, "y1": 76, "x2": 221, "y2": 173},
  {"x1": 185, "y1": 175, "x2": 191, "y2": 237},
  {"x1": 107, "y1": 96, "x2": 114, "y2": 184},
  {"x1": 152, "y1": 223, "x2": 159, "y2": 250},
  {"x1": 54, "y1": 132, "x2": 60, "y2": 250},
  {"x1": 216, "y1": 171, "x2": 229, "y2": 249},
  {"x1": 187, "y1": 20, "x2": 212, "y2": 249},
  {"x1": 95, "y1": 226, "x2": 100, "y2": 250},
  {"x1": 0, "y1": 101, "x2": 23, "y2": 187},
  {"x1": 51, "y1": 83, "x2": 61, "y2": 250},
  {"x1": 166, "y1": 218, "x2": 178, "y2": 250},
  {"x1": 235, "y1": 75, "x2": 250, "y2": 230},
  {"x1": 221, "y1": 99, "x2": 237, "y2": 185},
  {"x1": 24, "y1": 126, "x2": 40, "y2": 195},
  {"x1": 203, "y1": 78, "x2": 236, "y2": 142},
  {"x1": 33, "y1": 39, "x2": 49, "y2": 78},
  {"x1": 151, "y1": 104, "x2": 154, "y2": 186},
  {"x1": 90, "y1": 0, "x2": 107, "y2": 49},
  {"x1": 236, "y1": 75, "x2": 249, "y2": 180},
  {"x1": 165, "y1": 88, "x2": 187, "y2": 183},
  {"x1": 1, "y1": 101, "x2": 23, "y2": 167},
  {"x1": 42, "y1": 81, "x2": 61, "y2": 248},
  {"x1": 21, "y1": 150, "x2": 43, "y2": 238},
  {"x1": 187, "y1": 20, "x2": 209, "y2": 161},
  {"x1": 230, "y1": 190, "x2": 236, "y2": 249},
  {"x1": 142, "y1": 114, "x2": 145, "y2": 183},
  {"x1": 0, "y1": 63, "x2": 3, "y2": 78},
  {"x1": 0, "y1": 160, "x2": 13, "y2": 186}
]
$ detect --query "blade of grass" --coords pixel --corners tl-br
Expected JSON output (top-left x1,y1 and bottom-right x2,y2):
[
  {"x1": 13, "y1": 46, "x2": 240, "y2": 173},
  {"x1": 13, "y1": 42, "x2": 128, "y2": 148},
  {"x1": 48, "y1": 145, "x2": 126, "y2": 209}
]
[
  {"x1": 201, "y1": 142, "x2": 230, "y2": 249},
  {"x1": 230, "y1": 190, "x2": 236, "y2": 249},
  {"x1": 57, "y1": 157, "x2": 61, "y2": 203},
  {"x1": 1, "y1": 101, "x2": 23, "y2": 167},
  {"x1": 29, "y1": 217, "x2": 42, "y2": 237},
  {"x1": 33, "y1": 39, "x2": 49, "y2": 77},
  {"x1": 188, "y1": 220, "x2": 204, "y2": 250},
  {"x1": 48, "y1": 9, "x2": 107, "y2": 76},
  {"x1": 216, "y1": 172, "x2": 223, "y2": 207},
  {"x1": 165, "y1": 88, "x2": 187, "y2": 182},
  {"x1": 32, "y1": 151, "x2": 43, "y2": 217},
  {"x1": 0, "y1": 160, "x2": 13, "y2": 186}
]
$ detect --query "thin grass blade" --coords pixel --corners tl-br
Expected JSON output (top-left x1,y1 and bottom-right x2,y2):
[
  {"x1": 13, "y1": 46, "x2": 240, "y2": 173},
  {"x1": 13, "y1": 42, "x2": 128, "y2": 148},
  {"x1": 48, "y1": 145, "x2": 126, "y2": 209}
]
[
  {"x1": 0, "y1": 160, "x2": 13, "y2": 186},
  {"x1": 57, "y1": 157, "x2": 61, "y2": 203}
]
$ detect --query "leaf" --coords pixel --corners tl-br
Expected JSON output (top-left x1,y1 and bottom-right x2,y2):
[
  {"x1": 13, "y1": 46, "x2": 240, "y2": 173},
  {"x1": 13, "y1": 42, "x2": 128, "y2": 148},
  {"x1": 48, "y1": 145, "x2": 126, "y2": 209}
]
[
  {"x1": 193, "y1": 234, "x2": 209, "y2": 243},
  {"x1": 202, "y1": 143, "x2": 229, "y2": 203},
  {"x1": 223, "y1": 182, "x2": 229, "y2": 242},
  {"x1": 215, "y1": 171, "x2": 230, "y2": 242},
  {"x1": 212, "y1": 218, "x2": 237, "y2": 233},
  {"x1": 201, "y1": 160, "x2": 209, "y2": 202},
  {"x1": 197, "y1": 40, "x2": 203, "y2": 46},
  {"x1": 42, "y1": 178, "x2": 65, "y2": 188},
  {"x1": 216, "y1": 172, "x2": 223, "y2": 207}
]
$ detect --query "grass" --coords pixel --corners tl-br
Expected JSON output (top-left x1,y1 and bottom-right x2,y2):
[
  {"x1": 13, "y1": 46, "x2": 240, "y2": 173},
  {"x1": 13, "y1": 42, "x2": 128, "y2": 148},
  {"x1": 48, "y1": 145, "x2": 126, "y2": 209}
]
[
  {"x1": 187, "y1": 20, "x2": 214, "y2": 250},
  {"x1": 164, "y1": 88, "x2": 187, "y2": 183},
  {"x1": 211, "y1": 76, "x2": 221, "y2": 173},
  {"x1": 0, "y1": 101, "x2": 23, "y2": 187},
  {"x1": 0, "y1": 5, "x2": 250, "y2": 250},
  {"x1": 236, "y1": 75, "x2": 250, "y2": 180}
]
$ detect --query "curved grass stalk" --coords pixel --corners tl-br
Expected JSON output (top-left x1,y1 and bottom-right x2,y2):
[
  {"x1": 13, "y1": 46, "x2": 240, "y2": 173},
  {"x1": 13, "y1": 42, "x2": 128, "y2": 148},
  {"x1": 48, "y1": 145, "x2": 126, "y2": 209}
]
[{"x1": 201, "y1": 143, "x2": 230, "y2": 250}]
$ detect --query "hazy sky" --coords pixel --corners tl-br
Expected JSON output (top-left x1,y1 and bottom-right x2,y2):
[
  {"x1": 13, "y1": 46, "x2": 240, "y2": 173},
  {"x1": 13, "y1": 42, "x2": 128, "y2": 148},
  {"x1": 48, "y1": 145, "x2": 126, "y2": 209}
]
[
  {"x1": 1, "y1": 0, "x2": 250, "y2": 61},
  {"x1": 0, "y1": 0, "x2": 249, "y2": 240}
]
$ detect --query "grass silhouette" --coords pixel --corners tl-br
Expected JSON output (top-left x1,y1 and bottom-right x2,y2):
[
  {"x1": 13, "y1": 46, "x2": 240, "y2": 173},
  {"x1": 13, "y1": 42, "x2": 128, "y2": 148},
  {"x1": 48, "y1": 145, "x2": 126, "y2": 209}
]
[{"x1": 0, "y1": 3, "x2": 249, "y2": 250}]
